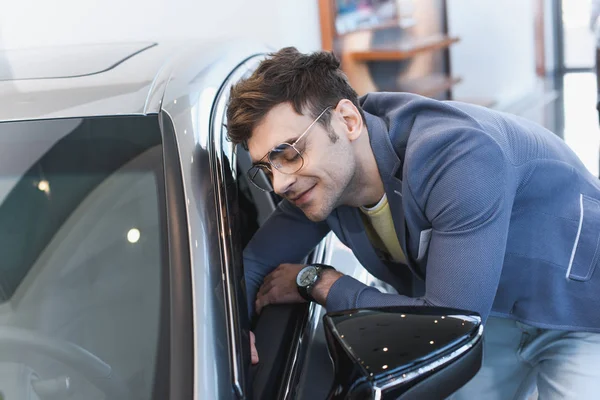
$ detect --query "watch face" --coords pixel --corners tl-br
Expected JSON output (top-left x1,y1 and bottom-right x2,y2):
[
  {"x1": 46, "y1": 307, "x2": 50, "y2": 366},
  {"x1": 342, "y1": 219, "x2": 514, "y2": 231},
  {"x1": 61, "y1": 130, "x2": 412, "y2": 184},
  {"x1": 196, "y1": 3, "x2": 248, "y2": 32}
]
[{"x1": 297, "y1": 266, "x2": 318, "y2": 287}]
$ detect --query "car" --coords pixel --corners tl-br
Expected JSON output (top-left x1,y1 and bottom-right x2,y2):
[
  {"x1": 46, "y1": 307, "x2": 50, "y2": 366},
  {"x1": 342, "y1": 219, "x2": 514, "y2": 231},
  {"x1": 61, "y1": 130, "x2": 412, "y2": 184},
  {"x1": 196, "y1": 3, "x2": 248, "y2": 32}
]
[{"x1": 0, "y1": 41, "x2": 482, "y2": 399}]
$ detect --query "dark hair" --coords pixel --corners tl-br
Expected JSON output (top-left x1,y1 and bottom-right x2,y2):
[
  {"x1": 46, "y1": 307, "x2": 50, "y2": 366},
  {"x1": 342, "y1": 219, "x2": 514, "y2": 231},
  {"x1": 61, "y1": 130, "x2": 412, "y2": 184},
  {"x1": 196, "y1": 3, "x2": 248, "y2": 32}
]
[{"x1": 226, "y1": 47, "x2": 364, "y2": 148}]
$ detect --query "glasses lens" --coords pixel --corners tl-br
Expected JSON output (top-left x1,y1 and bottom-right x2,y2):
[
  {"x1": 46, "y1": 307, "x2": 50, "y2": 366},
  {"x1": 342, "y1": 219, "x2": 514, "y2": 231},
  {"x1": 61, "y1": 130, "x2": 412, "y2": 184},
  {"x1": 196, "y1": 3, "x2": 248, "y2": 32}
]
[
  {"x1": 248, "y1": 165, "x2": 273, "y2": 192},
  {"x1": 269, "y1": 143, "x2": 303, "y2": 174}
]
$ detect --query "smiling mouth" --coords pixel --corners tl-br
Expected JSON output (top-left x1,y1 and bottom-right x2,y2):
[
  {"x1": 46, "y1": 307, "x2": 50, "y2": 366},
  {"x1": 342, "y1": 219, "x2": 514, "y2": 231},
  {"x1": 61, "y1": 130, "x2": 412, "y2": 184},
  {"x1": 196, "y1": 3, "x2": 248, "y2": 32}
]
[{"x1": 291, "y1": 185, "x2": 316, "y2": 204}]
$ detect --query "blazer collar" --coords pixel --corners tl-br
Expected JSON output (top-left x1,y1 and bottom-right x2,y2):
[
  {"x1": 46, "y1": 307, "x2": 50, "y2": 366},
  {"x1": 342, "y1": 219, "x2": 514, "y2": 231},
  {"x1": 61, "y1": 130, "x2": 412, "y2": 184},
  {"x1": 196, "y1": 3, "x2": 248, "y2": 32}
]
[
  {"x1": 356, "y1": 110, "x2": 421, "y2": 277},
  {"x1": 363, "y1": 110, "x2": 404, "y2": 183}
]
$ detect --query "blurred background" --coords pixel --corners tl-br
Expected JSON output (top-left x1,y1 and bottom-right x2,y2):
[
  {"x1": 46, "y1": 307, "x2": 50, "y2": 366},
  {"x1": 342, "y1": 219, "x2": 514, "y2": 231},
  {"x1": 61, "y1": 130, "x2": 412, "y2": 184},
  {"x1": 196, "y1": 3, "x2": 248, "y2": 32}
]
[{"x1": 0, "y1": 0, "x2": 598, "y2": 175}]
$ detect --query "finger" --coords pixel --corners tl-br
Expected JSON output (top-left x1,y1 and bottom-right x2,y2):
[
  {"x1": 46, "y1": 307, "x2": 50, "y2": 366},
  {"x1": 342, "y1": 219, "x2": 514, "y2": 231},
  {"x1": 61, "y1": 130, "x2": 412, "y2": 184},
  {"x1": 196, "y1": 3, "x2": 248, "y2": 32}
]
[
  {"x1": 259, "y1": 275, "x2": 275, "y2": 292},
  {"x1": 250, "y1": 332, "x2": 259, "y2": 365},
  {"x1": 264, "y1": 286, "x2": 304, "y2": 305},
  {"x1": 262, "y1": 268, "x2": 281, "y2": 286},
  {"x1": 256, "y1": 286, "x2": 284, "y2": 313},
  {"x1": 258, "y1": 280, "x2": 274, "y2": 296},
  {"x1": 261, "y1": 265, "x2": 294, "y2": 293},
  {"x1": 255, "y1": 296, "x2": 267, "y2": 315},
  {"x1": 255, "y1": 298, "x2": 261, "y2": 314}
]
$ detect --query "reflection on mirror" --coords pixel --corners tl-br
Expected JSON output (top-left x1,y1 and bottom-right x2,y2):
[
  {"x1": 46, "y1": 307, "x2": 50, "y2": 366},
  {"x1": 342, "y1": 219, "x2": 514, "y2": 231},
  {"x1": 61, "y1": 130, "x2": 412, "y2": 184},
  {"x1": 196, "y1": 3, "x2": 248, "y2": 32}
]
[{"x1": 324, "y1": 306, "x2": 483, "y2": 399}]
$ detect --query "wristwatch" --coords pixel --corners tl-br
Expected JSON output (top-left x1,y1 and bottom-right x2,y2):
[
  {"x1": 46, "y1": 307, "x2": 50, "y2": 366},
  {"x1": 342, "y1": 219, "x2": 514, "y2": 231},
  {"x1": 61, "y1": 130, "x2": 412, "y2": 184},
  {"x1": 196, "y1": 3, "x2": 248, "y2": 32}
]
[{"x1": 296, "y1": 263, "x2": 335, "y2": 302}]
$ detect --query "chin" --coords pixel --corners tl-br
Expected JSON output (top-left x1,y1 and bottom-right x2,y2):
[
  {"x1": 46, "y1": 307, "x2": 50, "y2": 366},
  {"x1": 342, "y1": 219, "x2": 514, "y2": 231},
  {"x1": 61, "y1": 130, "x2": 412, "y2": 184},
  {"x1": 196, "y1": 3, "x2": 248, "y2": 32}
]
[
  {"x1": 304, "y1": 211, "x2": 327, "y2": 222},
  {"x1": 299, "y1": 188, "x2": 339, "y2": 222},
  {"x1": 301, "y1": 204, "x2": 332, "y2": 222}
]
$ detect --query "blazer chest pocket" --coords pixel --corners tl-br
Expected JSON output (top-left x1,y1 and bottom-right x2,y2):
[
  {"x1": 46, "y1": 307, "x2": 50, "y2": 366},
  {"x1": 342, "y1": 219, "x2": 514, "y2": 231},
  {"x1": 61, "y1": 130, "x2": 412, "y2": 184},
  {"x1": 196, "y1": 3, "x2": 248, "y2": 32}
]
[{"x1": 568, "y1": 195, "x2": 600, "y2": 282}]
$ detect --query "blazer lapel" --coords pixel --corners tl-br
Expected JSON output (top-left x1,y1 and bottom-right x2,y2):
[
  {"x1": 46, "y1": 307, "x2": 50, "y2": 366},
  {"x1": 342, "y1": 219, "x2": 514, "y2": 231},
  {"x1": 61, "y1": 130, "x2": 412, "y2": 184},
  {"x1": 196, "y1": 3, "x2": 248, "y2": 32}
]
[
  {"x1": 336, "y1": 205, "x2": 388, "y2": 275},
  {"x1": 364, "y1": 111, "x2": 423, "y2": 280}
]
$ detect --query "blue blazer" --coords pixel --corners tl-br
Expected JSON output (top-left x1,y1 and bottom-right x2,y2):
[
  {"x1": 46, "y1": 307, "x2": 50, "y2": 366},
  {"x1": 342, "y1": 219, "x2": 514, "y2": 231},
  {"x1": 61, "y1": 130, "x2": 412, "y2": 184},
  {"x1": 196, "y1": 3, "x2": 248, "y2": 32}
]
[{"x1": 244, "y1": 92, "x2": 600, "y2": 331}]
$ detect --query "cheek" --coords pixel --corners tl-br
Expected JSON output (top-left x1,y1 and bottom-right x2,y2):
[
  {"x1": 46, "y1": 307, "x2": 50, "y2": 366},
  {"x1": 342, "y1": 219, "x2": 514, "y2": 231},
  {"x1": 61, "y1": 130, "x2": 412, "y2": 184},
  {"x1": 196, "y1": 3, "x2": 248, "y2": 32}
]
[
  {"x1": 322, "y1": 154, "x2": 351, "y2": 182},
  {"x1": 302, "y1": 141, "x2": 353, "y2": 186},
  {"x1": 300, "y1": 162, "x2": 337, "y2": 186}
]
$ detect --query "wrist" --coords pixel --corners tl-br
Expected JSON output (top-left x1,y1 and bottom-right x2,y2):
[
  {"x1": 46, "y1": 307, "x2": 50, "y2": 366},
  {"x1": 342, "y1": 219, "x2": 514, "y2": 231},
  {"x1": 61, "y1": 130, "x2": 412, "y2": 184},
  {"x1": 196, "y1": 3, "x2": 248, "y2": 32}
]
[{"x1": 311, "y1": 269, "x2": 343, "y2": 305}]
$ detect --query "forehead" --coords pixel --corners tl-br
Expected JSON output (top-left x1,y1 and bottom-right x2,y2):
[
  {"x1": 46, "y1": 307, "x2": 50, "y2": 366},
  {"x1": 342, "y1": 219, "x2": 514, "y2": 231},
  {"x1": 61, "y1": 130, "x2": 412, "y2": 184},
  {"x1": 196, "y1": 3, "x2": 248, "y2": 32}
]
[{"x1": 247, "y1": 103, "x2": 314, "y2": 162}]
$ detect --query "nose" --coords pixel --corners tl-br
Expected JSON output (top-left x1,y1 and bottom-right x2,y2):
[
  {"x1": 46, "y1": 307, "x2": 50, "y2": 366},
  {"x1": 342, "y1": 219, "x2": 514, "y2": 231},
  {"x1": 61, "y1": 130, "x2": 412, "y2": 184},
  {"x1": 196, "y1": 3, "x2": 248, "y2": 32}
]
[{"x1": 271, "y1": 167, "x2": 296, "y2": 195}]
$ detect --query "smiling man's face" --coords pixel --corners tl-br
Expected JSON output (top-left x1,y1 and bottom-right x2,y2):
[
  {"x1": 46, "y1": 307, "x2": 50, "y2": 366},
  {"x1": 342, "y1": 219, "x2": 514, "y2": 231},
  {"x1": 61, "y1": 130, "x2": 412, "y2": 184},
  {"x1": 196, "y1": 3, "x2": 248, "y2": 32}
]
[{"x1": 247, "y1": 102, "x2": 357, "y2": 221}]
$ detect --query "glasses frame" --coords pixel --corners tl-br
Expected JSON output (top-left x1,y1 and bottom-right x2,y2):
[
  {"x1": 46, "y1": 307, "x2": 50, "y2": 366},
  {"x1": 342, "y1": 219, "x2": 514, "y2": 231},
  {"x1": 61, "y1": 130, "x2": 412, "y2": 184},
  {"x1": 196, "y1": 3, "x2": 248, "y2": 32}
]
[{"x1": 247, "y1": 106, "x2": 332, "y2": 192}]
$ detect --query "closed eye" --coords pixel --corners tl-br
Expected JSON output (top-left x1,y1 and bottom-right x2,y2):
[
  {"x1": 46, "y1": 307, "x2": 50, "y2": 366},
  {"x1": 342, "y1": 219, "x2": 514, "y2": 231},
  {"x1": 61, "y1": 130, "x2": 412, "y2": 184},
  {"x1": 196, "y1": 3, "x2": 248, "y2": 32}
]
[
  {"x1": 253, "y1": 163, "x2": 272, "y2": 177},
  {"x1": 255, "y1": 162, "x2": 270, "y2": 169}
]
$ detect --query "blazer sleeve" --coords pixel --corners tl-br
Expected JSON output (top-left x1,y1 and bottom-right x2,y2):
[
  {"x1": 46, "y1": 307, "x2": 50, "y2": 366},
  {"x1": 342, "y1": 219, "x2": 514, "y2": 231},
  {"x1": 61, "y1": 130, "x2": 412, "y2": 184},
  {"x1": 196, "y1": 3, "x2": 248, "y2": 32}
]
[
  {"x1": 244, "y1": 199, "x2": 330, "y2": 317},
  {"x1": 326, "y1": 127, "x2": 515, "y2": 322}
]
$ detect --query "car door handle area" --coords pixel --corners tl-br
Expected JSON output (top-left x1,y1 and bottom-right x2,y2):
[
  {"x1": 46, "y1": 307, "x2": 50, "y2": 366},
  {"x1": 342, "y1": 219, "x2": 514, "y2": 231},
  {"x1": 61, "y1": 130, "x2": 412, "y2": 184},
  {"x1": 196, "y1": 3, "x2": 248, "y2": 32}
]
[
  {"x1": 251, "y1": 242, "x2": 328, "y2": 400},
  {"x1": 251, "y1": 302, "x2": 311, "y2": 399}
]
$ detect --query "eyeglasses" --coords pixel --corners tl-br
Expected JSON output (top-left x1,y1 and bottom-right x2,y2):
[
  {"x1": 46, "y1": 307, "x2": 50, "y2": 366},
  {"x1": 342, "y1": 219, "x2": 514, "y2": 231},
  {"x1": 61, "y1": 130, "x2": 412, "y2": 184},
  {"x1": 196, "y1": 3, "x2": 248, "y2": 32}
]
[{"x1": 247, "y1": 106, "x2": 332, "y2": 192}]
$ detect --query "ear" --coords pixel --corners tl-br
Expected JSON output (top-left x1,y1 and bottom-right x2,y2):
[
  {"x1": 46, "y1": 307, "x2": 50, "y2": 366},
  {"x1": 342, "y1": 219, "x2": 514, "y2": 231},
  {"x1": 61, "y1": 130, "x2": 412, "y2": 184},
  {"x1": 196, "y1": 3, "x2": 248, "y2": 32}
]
[{"x1": 335, "y1": 99, "x2": 363, "y2": 142}]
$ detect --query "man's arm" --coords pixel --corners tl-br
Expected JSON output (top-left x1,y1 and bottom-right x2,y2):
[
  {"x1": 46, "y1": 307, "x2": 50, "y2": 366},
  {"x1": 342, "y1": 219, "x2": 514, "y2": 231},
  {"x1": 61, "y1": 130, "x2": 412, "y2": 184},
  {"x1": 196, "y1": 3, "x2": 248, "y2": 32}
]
[
  {"x1": 244, "y1": 199, "x2": 330, "y2": 317},
  {"x1": 318, "y1": 127, "x2": 514, "y2": 323}
]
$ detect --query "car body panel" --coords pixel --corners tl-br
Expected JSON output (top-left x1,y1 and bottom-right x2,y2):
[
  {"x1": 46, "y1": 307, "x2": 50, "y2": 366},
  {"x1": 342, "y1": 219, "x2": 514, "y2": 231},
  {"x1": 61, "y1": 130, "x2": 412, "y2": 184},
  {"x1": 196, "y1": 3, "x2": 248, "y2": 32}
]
[
  {"x1": 0, "y1": 40, "x2": 260, "y2": 122},
  {"x1": 0, "y1": 43, "x2": 173, "y2": 122},
  {"x1": 0, "y1": 42, "x2": 157, "y2": 81}
]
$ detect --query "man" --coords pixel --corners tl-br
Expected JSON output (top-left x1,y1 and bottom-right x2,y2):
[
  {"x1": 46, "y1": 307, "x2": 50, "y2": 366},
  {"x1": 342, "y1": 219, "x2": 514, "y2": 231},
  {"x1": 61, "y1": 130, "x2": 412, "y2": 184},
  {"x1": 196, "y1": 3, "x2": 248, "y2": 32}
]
[{"x1": 227, "y1": 47, "x2": 600, "y2": 398}]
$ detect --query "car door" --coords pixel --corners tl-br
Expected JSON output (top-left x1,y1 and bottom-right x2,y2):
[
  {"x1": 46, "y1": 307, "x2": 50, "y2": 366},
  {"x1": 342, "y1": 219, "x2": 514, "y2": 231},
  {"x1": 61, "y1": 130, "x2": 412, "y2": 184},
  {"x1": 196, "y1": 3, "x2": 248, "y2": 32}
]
[
  {"x1": 158, "y1": 45, "x2": 396, "y2": 399},
  {"x1": 209, "y1": 54, "x2": 331, "y2": 399}
]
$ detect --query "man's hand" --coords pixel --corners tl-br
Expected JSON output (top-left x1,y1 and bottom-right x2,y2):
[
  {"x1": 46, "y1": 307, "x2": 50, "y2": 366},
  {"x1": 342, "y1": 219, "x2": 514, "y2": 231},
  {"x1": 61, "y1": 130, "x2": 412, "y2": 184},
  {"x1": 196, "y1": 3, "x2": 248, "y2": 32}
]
[
  {"x1": 250, "y1": 331, "x2": 259, "y2": 365},
  {"x1": 255, "y1": 263, "x2": 306, "y2": 314}
]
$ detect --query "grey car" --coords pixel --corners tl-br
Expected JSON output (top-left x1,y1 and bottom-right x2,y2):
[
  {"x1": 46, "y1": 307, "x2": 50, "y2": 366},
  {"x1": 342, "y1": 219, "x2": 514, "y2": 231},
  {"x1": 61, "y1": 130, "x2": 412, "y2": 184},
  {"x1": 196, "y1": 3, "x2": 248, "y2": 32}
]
[{"x1": 0, "y1": 41, "x2": 482, "y2": 400}]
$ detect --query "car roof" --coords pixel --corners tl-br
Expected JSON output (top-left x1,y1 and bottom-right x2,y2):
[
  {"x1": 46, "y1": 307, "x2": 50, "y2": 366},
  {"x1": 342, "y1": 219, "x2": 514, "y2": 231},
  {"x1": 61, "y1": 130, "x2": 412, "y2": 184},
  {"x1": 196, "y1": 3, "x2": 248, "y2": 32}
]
[{"x1": 0, "y1": 41, "x2": 267, "y2": 123}]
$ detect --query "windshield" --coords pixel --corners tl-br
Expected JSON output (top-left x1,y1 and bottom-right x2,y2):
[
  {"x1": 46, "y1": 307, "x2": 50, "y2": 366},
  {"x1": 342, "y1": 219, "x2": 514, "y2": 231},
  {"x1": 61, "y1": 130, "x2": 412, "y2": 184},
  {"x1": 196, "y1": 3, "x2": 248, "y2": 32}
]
[{"x1": 0, "y1": 116, "x2": 167, "y2": 400}]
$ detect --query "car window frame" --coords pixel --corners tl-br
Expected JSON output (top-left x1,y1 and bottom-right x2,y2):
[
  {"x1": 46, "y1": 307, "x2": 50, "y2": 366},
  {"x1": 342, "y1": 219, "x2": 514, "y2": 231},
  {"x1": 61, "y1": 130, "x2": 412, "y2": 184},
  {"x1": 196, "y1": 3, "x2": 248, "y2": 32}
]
[
  {"x1": 158, "y1": 112, "x2": 195, "y2": 400},
  {"x1": 210, "y1": 62, "x2": 254, "y2": 398},
  {"x1": 211, "y1": 55, "x2": 332, "y2": 400}
]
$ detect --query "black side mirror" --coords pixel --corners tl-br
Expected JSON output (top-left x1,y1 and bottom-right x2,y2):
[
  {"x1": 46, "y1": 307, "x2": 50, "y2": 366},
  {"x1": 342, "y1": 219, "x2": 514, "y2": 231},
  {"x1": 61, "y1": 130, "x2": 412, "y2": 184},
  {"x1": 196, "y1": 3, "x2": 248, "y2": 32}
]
[{"x1": 324, "y1": 307, "x2": 483, "y2": 400}]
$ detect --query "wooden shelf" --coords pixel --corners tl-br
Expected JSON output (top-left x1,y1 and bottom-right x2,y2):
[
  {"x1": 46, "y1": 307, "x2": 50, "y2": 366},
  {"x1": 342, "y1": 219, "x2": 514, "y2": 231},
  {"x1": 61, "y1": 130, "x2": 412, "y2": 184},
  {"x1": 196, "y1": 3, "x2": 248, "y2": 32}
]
[
  {"x1": 322, "y1": 1, "x2": 459, "y2": 100},
  {"x1": 348, "y1": 35, "x2": 459, "y2": 62},
  {"x1": 337, "y1": 20, "x2": 401, "y2": 37},
  {"x1": 395, "y1": 75, "x2": 462, "y2": 97}
]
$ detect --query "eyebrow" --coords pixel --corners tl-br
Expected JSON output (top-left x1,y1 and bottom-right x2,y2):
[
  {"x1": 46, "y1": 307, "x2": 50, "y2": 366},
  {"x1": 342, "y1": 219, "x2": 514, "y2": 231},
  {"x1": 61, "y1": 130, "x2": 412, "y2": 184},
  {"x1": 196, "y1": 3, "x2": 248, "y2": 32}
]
[
  {"x1": 282, "y1": 136, "x2": 299, "y2": 144},
  {"x1": 252, "y1": 161, "x2": 270, "y2": 168}
]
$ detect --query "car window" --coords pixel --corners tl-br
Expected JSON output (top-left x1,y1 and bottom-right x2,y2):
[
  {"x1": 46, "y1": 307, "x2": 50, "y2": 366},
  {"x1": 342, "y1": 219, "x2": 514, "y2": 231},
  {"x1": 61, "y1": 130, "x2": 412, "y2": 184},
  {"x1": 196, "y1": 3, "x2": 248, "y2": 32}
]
[{"x1": 0, "y1": 116, "x2": 167, "y2": 400}]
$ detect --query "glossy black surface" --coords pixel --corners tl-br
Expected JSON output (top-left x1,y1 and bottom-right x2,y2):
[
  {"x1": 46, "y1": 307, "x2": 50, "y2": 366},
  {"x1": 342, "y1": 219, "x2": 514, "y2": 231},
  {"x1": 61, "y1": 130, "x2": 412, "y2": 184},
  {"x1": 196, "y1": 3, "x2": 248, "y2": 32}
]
[
  {"x1": 328, "y1": 307, "x2": 479, "y2": 376},
  {"x1": 324, "y1": 306, "x2": 481, "y2": 399}
]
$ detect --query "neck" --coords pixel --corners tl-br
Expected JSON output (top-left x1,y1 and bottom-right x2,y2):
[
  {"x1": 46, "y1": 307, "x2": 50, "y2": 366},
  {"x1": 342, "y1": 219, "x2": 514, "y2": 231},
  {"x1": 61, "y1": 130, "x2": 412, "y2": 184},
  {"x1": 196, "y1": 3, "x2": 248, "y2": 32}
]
[{"x1": 342, "y1": 129, "x2": 385, "y2": 208}]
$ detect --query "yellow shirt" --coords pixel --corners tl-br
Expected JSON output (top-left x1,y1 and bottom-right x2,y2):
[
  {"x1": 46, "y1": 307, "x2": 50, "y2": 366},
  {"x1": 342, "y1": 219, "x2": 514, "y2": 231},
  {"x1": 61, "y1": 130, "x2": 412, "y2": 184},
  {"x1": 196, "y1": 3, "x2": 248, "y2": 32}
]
[{"x1": 360, "y1": 194, "x2": 407, "y2": 264}]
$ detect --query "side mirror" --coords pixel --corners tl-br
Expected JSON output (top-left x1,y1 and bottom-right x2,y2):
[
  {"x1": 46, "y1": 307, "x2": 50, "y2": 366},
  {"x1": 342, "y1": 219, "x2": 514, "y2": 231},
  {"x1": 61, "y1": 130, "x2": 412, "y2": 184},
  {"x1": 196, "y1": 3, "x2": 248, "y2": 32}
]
[{"x1": 324, "y1": 307, "x2": 483, "y2": 400}]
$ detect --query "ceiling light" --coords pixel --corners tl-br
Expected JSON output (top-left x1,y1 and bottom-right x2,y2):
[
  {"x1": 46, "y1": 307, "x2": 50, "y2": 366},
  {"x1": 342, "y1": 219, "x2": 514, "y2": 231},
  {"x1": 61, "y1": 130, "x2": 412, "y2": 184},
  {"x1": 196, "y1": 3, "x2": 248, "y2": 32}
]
[
  {"x1": 127, "y1": 228, "x2": 141, "y2": 243},
  {"x1": 37, "y1": 180, "x2": 50, "y2": 193}
]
